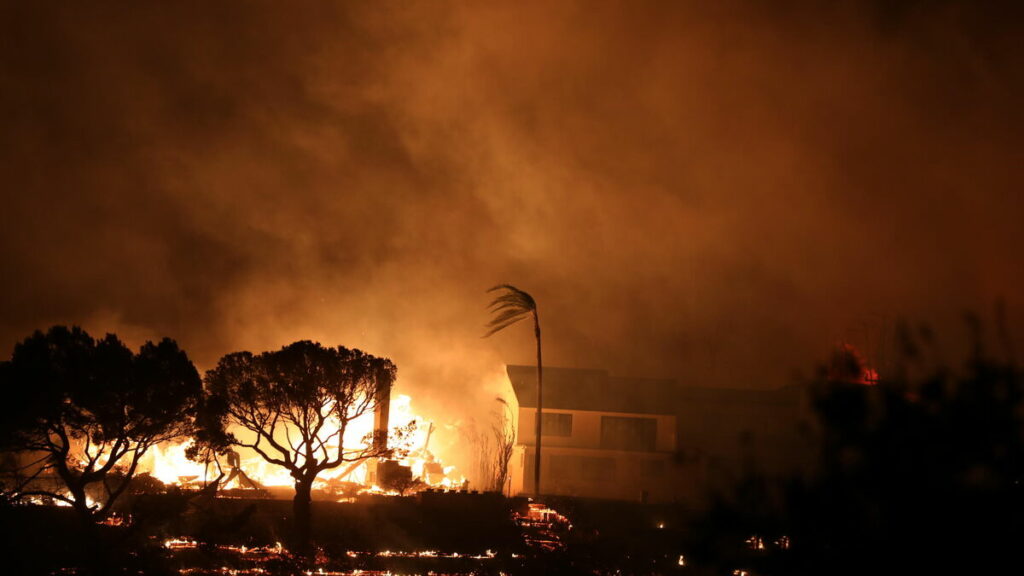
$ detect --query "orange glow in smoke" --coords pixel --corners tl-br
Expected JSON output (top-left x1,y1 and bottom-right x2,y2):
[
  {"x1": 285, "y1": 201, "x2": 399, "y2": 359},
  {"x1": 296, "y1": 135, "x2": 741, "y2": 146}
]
[{"x1": 141, "y1": 394, "x2": 466, "y2": 494}]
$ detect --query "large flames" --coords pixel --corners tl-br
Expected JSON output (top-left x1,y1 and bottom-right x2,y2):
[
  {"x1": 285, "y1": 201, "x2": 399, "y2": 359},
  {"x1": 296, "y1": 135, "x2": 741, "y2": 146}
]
[{"x1": 141, "y1": 394, "x2": 467, "y2": 497}]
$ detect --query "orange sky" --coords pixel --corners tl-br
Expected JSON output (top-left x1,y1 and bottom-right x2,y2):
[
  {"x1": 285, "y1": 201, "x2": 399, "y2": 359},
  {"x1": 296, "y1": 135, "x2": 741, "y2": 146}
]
[{"x1": 1, "y1": 1, "x2": 1022, "y2": 420}]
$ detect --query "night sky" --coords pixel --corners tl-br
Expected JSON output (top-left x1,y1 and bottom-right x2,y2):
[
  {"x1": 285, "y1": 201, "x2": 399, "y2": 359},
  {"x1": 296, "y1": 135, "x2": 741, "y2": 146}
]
[{"x1": 2, "y1": 1, "x2": 1022, "y2": 418}]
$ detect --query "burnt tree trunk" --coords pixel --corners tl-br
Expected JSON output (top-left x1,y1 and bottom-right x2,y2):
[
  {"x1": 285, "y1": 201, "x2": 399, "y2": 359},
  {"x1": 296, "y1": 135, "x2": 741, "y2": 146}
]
[
  {"x1": 55, "y1": 462, "x2": 94, "y2": 525},
  {"x1": 70, "y1": 483, "x2": 93, "y2": 523},
  {"x1": 292, "y1": 475, "x2": 315, "y2": 555},
  {"x1": 59, "y1": 474, "x2": 107, "y2": 574}
]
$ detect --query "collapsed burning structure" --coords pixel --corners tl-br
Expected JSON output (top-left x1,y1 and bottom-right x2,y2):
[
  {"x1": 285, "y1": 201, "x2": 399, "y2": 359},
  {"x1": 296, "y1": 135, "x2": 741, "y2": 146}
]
[{"x1": 140, "y1": 390, "x2": 468, "y2": 500}]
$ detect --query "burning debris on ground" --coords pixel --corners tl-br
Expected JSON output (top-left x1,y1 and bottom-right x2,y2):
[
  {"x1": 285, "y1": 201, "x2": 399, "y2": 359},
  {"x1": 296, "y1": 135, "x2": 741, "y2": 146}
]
[
  {"x1": 146, "y1": 496, "x2": 584, "y2": 575},
  {"x1": 513, "y1": 501, "x2": 572, "y2": 552}
]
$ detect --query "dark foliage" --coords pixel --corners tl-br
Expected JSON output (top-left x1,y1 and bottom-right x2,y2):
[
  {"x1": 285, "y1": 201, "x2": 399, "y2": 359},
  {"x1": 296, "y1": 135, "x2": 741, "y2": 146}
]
[
  {"x1": 695, "y1": 327, "x2": 1024, "y2": 575},
  {"x1": 0, "y1": 325, "x2": 202, "y2": 523},
  {"x1": 0, "y1": 504, "x2": 179, "y2": 576},
  {"x1": 202, "y1": 340, "x2": 398, "y2": 553}
]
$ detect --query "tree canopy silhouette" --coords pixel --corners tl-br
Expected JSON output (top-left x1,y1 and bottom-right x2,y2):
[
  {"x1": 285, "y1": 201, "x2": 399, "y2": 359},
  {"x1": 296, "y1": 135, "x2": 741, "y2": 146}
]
[
  {"x1": 202, "y1": 340, "x2": 398, "y2": 553},
  {"x1": 0, "y1": 325, "x2": 202, "y2": 523}
]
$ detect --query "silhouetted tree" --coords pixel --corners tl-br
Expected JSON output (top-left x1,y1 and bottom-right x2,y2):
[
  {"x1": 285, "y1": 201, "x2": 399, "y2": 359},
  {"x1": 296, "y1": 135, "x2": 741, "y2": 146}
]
[
  {"x1": 0, "y1": 326, "x2": 202, "y2": 524},
  {"x1": 468, "y1": 397, "x2": 516, "y2": 493},
  {"x1": 184, "y1": 389, "x2": 235, "y2": 489},
  {"x1": 469, "y1": 420, "x2": 495, "y2": 492},
  {"x1": 491, "y1": 397, "x2": 516, "y2": 494},
  {"x1": 485, "y1": 284, "x2": 542, "y2": 497},
  {"x1": 203, "y1": 340, "x2": 397, "y2": 554}
]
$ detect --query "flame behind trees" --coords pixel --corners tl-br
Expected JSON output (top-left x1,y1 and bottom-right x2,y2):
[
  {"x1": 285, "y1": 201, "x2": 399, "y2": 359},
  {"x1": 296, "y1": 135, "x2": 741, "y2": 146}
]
[
  {"x1": 0, "y1": 326, "x2": 203, "y2": 523},
  {"x1": 202, "y1": 340, "x2": 398, "y2": 553}
]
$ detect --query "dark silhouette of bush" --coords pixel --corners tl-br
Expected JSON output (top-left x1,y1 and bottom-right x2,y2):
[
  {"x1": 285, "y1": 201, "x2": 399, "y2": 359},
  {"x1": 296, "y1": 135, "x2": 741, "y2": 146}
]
[
  {"x1": 695, "y1": 322, "x2": 1024, "y2": 575},
  {"x1": 0, "y1": 325, "x2": 203, "y2": 524}
]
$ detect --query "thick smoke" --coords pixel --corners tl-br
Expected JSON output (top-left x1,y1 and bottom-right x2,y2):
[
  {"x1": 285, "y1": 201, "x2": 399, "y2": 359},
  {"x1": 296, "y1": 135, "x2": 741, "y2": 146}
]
[{"x1": 2, "y1": 0, "x2": 1022, "y2": 434}]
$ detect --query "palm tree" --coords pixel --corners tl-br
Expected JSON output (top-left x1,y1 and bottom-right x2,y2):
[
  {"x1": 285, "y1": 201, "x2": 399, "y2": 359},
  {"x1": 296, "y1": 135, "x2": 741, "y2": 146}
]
[{"x1": 484, "y1": 284, "x2": 543, "y2": 498}]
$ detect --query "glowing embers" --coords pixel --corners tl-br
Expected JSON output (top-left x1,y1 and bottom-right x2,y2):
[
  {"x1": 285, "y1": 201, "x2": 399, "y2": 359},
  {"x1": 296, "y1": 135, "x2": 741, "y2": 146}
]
[
  {"x1": 513, "y1": 501, "x2": 572, "y2": 552},
  {"x1": 350, "y1": 549, "x2": 497, "y2": 560},
  {"x1": 164, "y1": 539, "x2": 290, "y2": 575},
  {"x1": 163, "y1": 539, "x2": 285, "y2": 556},
  {"x1": 22, "y1": 494, "x2": 73, "y2": 507},
  {"x1": 745, "y1": 534, "x2": 791, "y2": 552},
  {"x1": 99, "y1": 512, "x2": 130, "y2": 526},
  {"x1": 164, "y1": 538, "x2": 200, "y2": 549},
  {"x1": 517, "y1": 502, "x2": 571, "y2": 526},
  {"x1": 163, "y1": 538, "x2": 503, "y2": 576}
]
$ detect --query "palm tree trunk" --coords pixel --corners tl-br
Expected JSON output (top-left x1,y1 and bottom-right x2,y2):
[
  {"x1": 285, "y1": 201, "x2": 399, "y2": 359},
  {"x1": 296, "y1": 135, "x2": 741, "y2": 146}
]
[{"x1": 533, "y1": 310, "x2": 543, "y2": 499}]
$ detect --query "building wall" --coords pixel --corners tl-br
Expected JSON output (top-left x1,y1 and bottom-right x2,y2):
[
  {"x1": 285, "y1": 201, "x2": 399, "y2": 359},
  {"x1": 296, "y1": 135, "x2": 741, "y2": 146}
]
[
  {"x1": 516, "y1": 408, "x2": 676, "y2": 451},
  {"x1": 510, "y1": 407, "x2": 679, "y2": 502},
  {"x1": 505, "y1": 365, "x2": 811, "y2": 505},
  {"x1": 511, "y1": 445, "x2": 681, "y2": 502}
]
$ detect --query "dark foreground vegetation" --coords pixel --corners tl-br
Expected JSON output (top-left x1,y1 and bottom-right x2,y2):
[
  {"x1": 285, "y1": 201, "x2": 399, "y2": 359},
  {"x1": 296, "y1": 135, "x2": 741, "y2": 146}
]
[
  {"x1": 0, "y1": 491, "x2": 528, "y2": 575},
  {"x1": 692, "y1": 321, "x2": 1024, "y2": 575},
  {"x1": 0, "y1": 326, "x2": 404, "y2": 557},
  {"x1": 0, "y1": 490, "x2": 695, "y2": 575}
]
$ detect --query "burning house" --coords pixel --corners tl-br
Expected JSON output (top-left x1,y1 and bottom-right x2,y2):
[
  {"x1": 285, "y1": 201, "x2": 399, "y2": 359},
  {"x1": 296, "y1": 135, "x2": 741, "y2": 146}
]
[
  {"x1": 506, "y1": 365, "x2": 808, "y2": 505},
  {"x1": 507, "y1": 365, "x2": 681, "y2": 502}
]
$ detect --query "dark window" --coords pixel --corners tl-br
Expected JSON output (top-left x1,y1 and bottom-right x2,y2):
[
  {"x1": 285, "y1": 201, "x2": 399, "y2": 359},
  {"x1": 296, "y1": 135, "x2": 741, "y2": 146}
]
[
  {"x1": 542, "y1": 412, "x2": 573, "y2": 437},
  {"x1": 600, "y1": 416, "x2": 657, "y2": 452}
]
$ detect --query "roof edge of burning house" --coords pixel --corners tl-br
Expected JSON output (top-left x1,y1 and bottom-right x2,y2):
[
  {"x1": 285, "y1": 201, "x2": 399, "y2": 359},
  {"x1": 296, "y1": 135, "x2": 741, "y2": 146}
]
[
  {"x1": 506, "y1": 364, "x2": 677, "y2": 415},
  {"x1": 506, "y1": 365, "x2": 804, "y2": 415}
]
